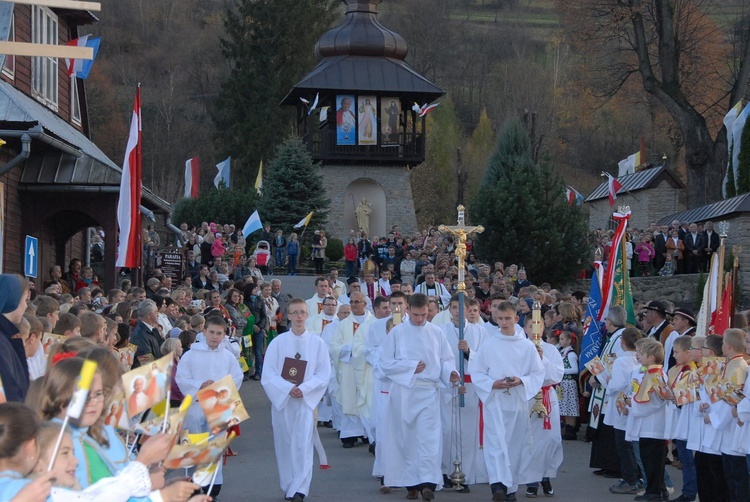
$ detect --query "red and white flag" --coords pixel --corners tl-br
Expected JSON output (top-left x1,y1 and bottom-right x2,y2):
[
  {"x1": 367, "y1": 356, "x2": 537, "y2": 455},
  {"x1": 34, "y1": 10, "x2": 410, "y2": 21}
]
[
  {"x1": 116, "y1": 86, "x2": 142, "y2": 268},
  {"x1": 598, "y1": 209, "x2": 630, "y2": 321},
  {"x1": 184, "y1": 157, "x2": 199, "y2": 198},
  {"x1": 605, "y1": 173, "x2": 622, "y2": 206}
]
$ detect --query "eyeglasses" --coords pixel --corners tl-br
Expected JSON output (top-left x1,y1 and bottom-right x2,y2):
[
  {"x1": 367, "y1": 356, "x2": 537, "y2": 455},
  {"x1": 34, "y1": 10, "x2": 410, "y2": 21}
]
[
  {"x1": 86, "y1": 390, "x2": 105, "y2": 403},
  {"x1": 288, "y1": 311, "x2": 307, "y2": 316}
]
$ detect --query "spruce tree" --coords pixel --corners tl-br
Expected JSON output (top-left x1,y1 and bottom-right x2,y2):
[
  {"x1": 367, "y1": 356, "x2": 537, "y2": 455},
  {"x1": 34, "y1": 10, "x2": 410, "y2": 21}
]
[
  {"x1": 470, "y1": 119, "x2": 589, "y2": 286},
  {"x1": 213, "y1": 0, "x2": 339, "y2": 188},
  {"x1": 173, "y1": 187, "x2": 258, "y2": 228},
  {"x1": 258, "y1": 137, "x2": 330, "y2": 231}
]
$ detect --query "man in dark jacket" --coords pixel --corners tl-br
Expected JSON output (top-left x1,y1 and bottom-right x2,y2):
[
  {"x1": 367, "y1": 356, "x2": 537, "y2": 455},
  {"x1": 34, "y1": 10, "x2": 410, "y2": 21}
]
[
  {"x1": 0, "y1": 274, "x2": 30, "y2": 402},
  {"x1": 131, "y1": 299, "x2": 163, "y2": 368}
]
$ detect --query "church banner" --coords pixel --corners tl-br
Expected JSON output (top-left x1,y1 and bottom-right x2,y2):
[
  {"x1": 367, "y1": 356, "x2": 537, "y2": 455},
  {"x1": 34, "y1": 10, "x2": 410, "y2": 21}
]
[
  {"x1": 381, "y1": 98, "x2": 400, "y2": 146},
  {"x1": 336, "y1": 95, "x2": 356, "y2": 145},
  {"x1": 357, "y1": 95, "x2": 377, "y2": 145}
]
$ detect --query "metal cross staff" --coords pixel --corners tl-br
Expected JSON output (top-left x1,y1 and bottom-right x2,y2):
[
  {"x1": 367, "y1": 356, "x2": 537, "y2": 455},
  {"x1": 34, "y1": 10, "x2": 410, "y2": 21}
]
[{"x1": 439, "y1": 205, "x2": 484, "y2": 407}]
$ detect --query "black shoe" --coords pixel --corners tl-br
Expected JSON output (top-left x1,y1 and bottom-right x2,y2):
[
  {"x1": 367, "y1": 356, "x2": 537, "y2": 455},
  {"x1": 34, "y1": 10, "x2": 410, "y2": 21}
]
[
  {"x1": 369, "y1": 442, "x2": 376, "y2": 455},
  {"x1": 291, "y1": 493, "x2": 305, "y2": 502},
  {"x1": 634, "y1": 495, "x2": 665, "y2": 501},
  {"x1": 525, "y1": 486, "x2": 538, "y2": 498},
  {"x1": 540, "y1": 480, "x2": 553, "y2": 497},
  {"x1": 421, "y1": 488, "x2": 434, "y2": 501},
  {"x1": 443, "y1": 474, "x2": 455, "y2": 489},
  {"x1": 342, "y1": 442, "x2": 354, "y2": 449},
  {"x1": 506, "y1": 493, "x2": 517, "y2": 502}
]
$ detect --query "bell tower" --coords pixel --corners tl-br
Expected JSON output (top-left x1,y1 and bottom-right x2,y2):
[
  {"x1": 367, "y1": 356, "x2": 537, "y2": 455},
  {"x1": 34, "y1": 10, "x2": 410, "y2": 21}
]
[{"x1": 282, "y1": 0, "x2": 444, "y2": 240}]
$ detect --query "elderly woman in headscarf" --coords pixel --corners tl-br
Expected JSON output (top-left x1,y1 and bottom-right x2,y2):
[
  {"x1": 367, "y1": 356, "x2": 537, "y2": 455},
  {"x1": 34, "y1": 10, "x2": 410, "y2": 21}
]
[{"x1": 0, "y1": 274, "x2": 30, "y2": 402}]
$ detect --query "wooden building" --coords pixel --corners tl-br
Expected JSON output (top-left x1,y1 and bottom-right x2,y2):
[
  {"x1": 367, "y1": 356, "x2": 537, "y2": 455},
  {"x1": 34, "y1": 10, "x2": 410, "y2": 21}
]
[{"x1": 0, "y1": 2, "x2": 170, "y2": 289}]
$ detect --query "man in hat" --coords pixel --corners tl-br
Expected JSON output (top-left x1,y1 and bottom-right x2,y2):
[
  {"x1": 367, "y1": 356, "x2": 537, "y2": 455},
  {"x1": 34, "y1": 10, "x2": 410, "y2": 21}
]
[
  {"x1": 664, "y1": 308, "x2": 696, "y2": 369},
  {"x1": 643, "y1": 300, "x2": 674, "y2": 345}
]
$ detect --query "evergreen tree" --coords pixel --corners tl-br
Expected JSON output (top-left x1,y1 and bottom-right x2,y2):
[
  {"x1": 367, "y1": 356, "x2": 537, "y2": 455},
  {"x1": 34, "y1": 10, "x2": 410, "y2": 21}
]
[
  {"x1": 173, "y1": 187, "x2": 258, "y2": 228},
  {"x1": 213, "y1": 0, "x2": 339, "y2": 188},
  {"x1": 258, "y1": 137, "x2": 330, "y2": 231},
  {"x1": 470, "y1": 119, "x2": 589, "y2": 286},
  {"x1": 737, "y1": 122, "x2": 750, "y2": 194}
]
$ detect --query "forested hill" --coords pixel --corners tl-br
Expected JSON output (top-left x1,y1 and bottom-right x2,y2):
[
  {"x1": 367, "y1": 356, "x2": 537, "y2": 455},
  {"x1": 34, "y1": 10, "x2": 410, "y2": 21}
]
[{"x1": 87, "y1": 0, "x2": 749, "y2": 225}]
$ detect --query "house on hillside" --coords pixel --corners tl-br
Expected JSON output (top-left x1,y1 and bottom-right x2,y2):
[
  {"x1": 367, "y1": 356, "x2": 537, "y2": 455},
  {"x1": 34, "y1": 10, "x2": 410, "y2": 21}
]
[
  {"x1": 660, "y1": 193, "x2": 750, "y2": 303},
  {"x1": 0, "y1": 2, "x2": 173, "y2": 289},
  {"x1": 585, "y1": 165, "x2": 686, "y2": 231}
]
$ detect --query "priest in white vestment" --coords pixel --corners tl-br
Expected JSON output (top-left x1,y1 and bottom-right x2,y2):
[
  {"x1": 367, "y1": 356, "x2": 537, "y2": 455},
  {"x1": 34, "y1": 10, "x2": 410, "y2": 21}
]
[
  {"x1": 261, "y1": 298, "x2": 331, "y2": 502},
  {"x1": 325, "y1": 305, "x2": 350, "y2": 431},
  {"x1": 329, "y1": 292, "x2": 372, "y2": 446},
  {"x1": 306, "y1": 277, "x2": 331, "y2": 316},
  {"x1": 176, "y1": 315, "x2": 244, "y2": 496},
  {"x1": 470, "y1": 300, "x2": 544, "y2": 501},
  {"x1": 365, "y1": 292, "x2": 408, "y2": 485},
  {"x1": 353, "y1": 296, "x2": 391, "y2": 443},
  {"x1": 518, "y1": 318, "x2": 564, "y2": 496},
  {"x1": 439, "y1": 295, "x2": 488, "y2": 489},
  {"x1": 380, "y1": 293, "x2": 459, "y2": 501},
  {"x1": 306, "y1": 297, "x2": 338, "y2": 335},
  {"x1": 306, "y1": 296, "x2": 337, "y2": 423}
]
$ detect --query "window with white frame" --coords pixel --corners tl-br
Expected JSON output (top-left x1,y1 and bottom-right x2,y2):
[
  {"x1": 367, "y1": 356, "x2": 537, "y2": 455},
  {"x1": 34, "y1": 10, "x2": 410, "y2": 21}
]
[
  {"x1": 2, "y1": 13, "x2": 15, "y2": 78},
  {"x1": 31, "y1": 5, "x2": 58, "y2": 109},
  {"x1": 70, "y1": 76, "x2": 81, "y2": 125}
]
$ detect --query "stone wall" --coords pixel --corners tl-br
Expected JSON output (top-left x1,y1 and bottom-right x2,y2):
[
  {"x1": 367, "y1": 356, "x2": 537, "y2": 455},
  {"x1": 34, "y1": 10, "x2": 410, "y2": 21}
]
[
  {"x1": 588, "y1": 180, "x2": 684, "y2": 231},
  {"x1": 321, "y1": 164, "x2": 418, "y2": 241},
  {"x1": 568, "y1": 274, "x2": 701, "y2": 308}
]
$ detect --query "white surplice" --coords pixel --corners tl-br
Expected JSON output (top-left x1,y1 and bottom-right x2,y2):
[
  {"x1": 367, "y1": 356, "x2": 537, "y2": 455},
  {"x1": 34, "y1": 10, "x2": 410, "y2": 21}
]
[
  {"x1": 517, "y1": 341, "x2": 564, "y2": 484},
  {"x1": 329, "y1": 312, "x2": 372, "y2": 438},
  {"x1": 380, "y1": 319, "x2": 457, "y2": 488},
  {"x1": 261, "y1": 330, "x2": 331, "y2": 499},
  {"x1": 439, "y1": 320, "x2": 489, "y2": 485},
  {"x1": 364, "y1": 315, "x2": 392, "y2": 476},
  {"x1": 469, "y1": 323, "x2": 544, "y2": 490},
  {"x1": 175, "y1": 339, "x2": 244, "y2": 485}
]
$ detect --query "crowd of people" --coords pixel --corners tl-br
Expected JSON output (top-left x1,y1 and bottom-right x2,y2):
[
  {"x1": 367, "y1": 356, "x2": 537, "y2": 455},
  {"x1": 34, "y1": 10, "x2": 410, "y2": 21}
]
[
  {"x1": 2, "y1": 214, "x2": 749, "y2": 502},
  {"x1": 592, "y1": 220, "x2": 722, "y2": 277}
]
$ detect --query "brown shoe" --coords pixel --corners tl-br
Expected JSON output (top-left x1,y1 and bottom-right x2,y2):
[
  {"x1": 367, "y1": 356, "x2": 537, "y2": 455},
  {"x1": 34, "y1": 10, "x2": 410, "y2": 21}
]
[
  {"x1": 380, "y1": 486, "x2": 391, "y2": 494},
  {"x1": 492, "y1": 492, "x2": 506, "y2": 501},
  {"x1": 422, "y1": 488, "x2": 435, "y2": 501},
  {"x1": 406, "y1": 490, "x2": 419, "y2": 500}
]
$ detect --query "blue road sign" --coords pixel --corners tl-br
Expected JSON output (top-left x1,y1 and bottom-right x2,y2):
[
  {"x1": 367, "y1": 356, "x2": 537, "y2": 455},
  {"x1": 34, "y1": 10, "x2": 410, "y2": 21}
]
[{"x1": 25, "y1": 235, "x2": 38, "y2": 278}]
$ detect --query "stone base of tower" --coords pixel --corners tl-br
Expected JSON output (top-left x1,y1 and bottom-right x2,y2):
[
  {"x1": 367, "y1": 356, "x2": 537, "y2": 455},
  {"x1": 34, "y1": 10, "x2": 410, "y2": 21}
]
[{"x1": 321, "y1": 164, "x2": 418, "y2": 241}]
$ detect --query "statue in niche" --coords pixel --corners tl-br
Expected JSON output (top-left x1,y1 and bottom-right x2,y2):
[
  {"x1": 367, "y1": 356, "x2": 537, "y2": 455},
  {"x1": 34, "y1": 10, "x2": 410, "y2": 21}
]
[{"x1": 355, "y1": 198, "x2": 372, "y2": 236}]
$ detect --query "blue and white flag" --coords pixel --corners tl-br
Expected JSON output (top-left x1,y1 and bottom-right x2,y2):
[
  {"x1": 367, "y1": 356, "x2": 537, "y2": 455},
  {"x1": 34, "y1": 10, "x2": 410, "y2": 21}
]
[
  {"x1": 579, "y1": 265, "x2": 604, "y2": 373},
  {"x1": 65, "y1": 35, "x2": 100, "y2": 79},
  {"x1": 242, "y1": 210, "x2": 262, "y2": 237},
  {"x1": 213, "y1": 157, "x2": 231, "y2": 189}
]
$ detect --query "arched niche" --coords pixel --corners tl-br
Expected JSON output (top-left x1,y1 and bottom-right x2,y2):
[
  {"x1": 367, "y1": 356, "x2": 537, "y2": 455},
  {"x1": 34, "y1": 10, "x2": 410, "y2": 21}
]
[{"x1": 343, "y1": 178, "x2": 387, "y2": 239}]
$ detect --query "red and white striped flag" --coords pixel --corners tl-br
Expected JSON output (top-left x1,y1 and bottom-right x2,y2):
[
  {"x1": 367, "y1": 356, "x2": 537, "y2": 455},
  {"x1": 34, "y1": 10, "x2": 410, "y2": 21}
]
[
  {"x1": 184, "y1": 157, "x2": 199, "y2": 198},
  {"x1": 605, "y1": 173, "x2": 622, "y2": 207},
  {"x1": 116, "y1": 86, "x2": 142, "y2": 268}
]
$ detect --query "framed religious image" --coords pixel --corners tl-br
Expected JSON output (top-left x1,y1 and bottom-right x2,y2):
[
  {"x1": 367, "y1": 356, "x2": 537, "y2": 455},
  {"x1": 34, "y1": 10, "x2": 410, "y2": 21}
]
[
  {"x1": 336, "y1": 95, "x2": 356, "y2": 145},
  {"x1": 381, "y1": 97, "x2": 400, "y2": 146},
  {"x1": 357, "y1": 95, "x2": 377, "y2": 145},
  {"x1": 121, "y1": 353, "x2": 174, "y2": 417}
]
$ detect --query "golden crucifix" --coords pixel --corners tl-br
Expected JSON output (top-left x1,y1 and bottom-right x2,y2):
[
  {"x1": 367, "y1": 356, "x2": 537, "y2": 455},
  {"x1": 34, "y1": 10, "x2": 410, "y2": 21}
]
[{"x1": 438, "y1": 205, "x2": 484, "y2": 292}]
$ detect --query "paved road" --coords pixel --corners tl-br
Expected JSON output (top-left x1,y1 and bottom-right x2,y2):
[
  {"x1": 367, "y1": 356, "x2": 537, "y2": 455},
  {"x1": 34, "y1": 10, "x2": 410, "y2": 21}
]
[{"x1": 219, "y1": 274, "x2": 685, "y2": 501}]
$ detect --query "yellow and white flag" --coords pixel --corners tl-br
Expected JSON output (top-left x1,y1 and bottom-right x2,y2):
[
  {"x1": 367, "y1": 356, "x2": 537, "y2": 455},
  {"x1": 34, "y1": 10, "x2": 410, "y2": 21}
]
[
  {"x1": 294, "y1": 211, "x2": 314, "y2": 229},
  {"x1": 254, "y1": 160, "x2": 263, "y2": 195},
  {"x1": 618, "y1": 151, "x2": 641, "y2": 177}
]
